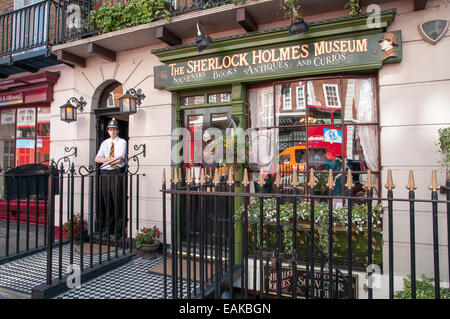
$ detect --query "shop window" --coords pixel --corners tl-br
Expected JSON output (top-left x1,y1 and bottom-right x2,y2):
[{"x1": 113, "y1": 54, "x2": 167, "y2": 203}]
[
  {"x1": 0, "y1": 105, "x2": 51, "y2": 170},
  {"x1": 248, "y1": 76, "x2": 379, "y2": 195}
]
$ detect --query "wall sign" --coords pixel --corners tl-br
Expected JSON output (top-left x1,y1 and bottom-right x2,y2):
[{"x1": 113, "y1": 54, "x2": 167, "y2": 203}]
[
  {"x1": 154, "y1": 31, "x2": 402, "y2": 89},
  {"x1": 0, "y1": 93, "x2": 23, "y2": 106},
  {"x1": 419, "y1": 19, "x2": 448, "y2": 45},
  {"x1": 264, "y1": 264, "x2": 359, "y2": 299}
]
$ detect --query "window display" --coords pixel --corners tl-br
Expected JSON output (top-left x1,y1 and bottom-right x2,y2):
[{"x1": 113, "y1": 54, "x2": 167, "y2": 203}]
[{"x1": 249, "y1": 76, "x2": 379, "y2": 195}]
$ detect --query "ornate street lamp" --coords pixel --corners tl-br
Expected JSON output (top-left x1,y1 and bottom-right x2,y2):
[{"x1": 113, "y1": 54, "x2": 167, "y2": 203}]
[
  {"x1": 60, "y1": 96, "x2": 87, "y2": 123},
  {"x1": 119, "y1": 88, "x2": 145, "y2": 115}
]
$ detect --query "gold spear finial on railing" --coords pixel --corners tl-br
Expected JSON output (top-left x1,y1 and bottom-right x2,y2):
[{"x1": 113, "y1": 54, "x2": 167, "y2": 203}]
[
  {"x1": 227, "y1": 166, "x2": 234, "y2": 186},
  {"x1": 326, "y1": 169, "x2": 335, "y2": 189},
  {"x1": 173, "y1": 167, "x2": 179, "y2": 184},
  {"x1": 213, "y1": 168, "x2": 220, "y2": 185},
  {"x1": 345, "y1": 169, "x2": 354, "y2": 190},
  {"x1": 292, "y1": 166, "x2": 299, "y2": 187},
  {"x1": 275, "y1": 169, "x2": 282, "y2": 187},
  {"x1": 364, "y1": 170, "x2": 373, "y2": 190},
  {"x1": 199, "y1": 167, "x2": 205, "y2": 185},
  {"x1": 162, "y1": 168, "x2": 166, "y2": 185},
  {"x1": 429, "y1": 170, "x2": 440, "y2": 192},
  {"x1": 243, "y1": 168, "x2": 250, "y2": 186},
  {"x1": 192, "y1": 167, "x2": 196, "y2": 184},
  {"x1": 258, "y1": 168, "x2": 265, "y2": 187},
  {"x1": 178, "y1": 167, "x2": 182, "y2": 183},
  {"x1": 406, "y1": 170, "x2": 417, "y2": 191},
  {"x1": 385, "y1": 169, "x2": 395, "y2": 190},
  {"x1": 308, "y1": 168, "x2": 316, "y2": 189},
  {"x1": 186, "y1": 167, "x2": 192, "y2": 184}
]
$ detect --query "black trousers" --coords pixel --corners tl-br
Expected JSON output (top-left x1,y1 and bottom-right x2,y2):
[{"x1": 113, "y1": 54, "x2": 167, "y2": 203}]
[{"x1": 99, "y1": 168, "x2": 125, "y2": 235}]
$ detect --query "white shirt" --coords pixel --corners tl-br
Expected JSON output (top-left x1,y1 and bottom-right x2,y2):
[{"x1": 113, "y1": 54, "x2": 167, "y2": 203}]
[{"x1": 96, "y1": 136, "x2": 127, "y2": 170}]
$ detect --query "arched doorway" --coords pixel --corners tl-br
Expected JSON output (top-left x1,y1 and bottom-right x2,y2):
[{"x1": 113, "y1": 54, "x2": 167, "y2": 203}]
[{"x1": 93, "y1": 80, "x2": 129, "y2": 234}]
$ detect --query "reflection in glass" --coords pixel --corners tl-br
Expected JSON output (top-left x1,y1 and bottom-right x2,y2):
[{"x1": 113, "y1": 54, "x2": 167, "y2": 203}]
[
  {"x1": 345, "y1": 125, "x2": 379, "y2": 172},
  {"x1": 307, "y1": 80, "x2": 342, "y2": 125},
  {"x1": 343, "y1": 78, "x2": 377, "y2": 124},
  {"x1": 275, "y1": 83, "x2": 306, "y2": 126},
  {"x1": 37, "y1": 107, "x2": 50, "y2": 137},
  {"x1": 208, "y1": 92, "x2": 231, "y2": 103},
  {"x1": 211, "y1": 113, "x2": 228, "y2": 131},
  {"x1": 16, "y1": 108, "x2": 35, "y2": 138},
  {"x1": 0, "y1": 109, "x2": 15, "y2": 139},
  {"x1": 16, "y1": 139, "x2": 35, "y2": 166},
  {"x1": 249, "y1": 86, "x2": 273, "y2": 128},
  {"x1": 186, "y1": 115, "x2": 204, "y2": 165},
  {"x1": 180, "y1": 95, "x2": 205, "y2": 106}
]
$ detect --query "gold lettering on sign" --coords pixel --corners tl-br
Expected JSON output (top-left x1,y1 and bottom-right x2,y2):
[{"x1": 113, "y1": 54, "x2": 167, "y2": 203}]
[{"x1": 314, "y1": 39, "x2": 368, "y2": 56}]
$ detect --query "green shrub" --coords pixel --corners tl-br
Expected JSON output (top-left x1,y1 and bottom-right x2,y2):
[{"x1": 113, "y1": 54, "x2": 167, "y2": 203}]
[
  {"x1": 87, "y1": 0, "x2": 171, "y2": 34},
  {"x1": 395, "y1": 274, "x2": 450, "y2": 299}
]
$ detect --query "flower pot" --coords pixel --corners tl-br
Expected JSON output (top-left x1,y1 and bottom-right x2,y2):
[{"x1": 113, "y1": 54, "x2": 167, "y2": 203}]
[{"x1": 139, "y1": 241, "x2": 160, "y2": 254}]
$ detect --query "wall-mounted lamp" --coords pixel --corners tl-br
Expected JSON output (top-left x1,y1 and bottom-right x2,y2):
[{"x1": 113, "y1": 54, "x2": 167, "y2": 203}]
[
  {"x1": 196, "y1": 22, "x2": 212, "y2": 52},
  {"x1": 60, "y1": 96, "x2": 87, "y2": 123},
  {"x1": 289, "y1": 17, "x2": 309, "y2": 35},
  {"x1": 119, "y1": 88, "x2": 146, "y2": 115}
]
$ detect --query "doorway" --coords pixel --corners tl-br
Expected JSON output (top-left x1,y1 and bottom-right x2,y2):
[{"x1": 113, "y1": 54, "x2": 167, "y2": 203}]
[{"x1": 182, "y1": 105, "x2": 232, "y2": 168}]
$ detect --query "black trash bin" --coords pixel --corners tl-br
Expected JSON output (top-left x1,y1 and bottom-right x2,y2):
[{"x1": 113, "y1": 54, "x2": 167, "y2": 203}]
[{"x1": 4, "y1": 164, "x2": 59, "y2": 200}]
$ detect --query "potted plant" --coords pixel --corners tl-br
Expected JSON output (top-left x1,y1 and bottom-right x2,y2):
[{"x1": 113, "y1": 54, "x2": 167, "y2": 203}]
[
  {"x1": 62, "y1": 213, "x2": 88, "y2": 243},
  {"x1": 136, "y1": 225, "x2": 162, "y2": 254}
]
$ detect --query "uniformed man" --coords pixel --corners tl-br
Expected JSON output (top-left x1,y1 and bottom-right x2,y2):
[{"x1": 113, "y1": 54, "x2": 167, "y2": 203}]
[{"x1": 95, "y1": 118, "x2": 127, "y2": 238}]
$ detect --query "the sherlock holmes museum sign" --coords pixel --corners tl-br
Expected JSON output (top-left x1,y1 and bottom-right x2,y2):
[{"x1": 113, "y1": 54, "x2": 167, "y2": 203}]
[{"x1": 154, "y1": 31, "x2": 402, "y2": 89}]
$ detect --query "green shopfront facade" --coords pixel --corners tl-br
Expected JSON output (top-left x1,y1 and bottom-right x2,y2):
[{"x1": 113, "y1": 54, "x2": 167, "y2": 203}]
[{"x1": 153, "y1": 10, "x2": 401, "y2": 196}]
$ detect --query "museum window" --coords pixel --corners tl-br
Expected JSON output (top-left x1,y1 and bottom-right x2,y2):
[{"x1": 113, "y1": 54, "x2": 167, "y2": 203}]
[{"x1": 248, "y1": 75, "x2": 380, "y2": 197}]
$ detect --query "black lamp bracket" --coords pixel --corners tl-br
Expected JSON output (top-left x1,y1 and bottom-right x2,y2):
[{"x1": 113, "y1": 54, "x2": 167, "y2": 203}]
[
  {"x1": 66, "y1": 96, "x2": 87, "y2": 112},
  {"x1": 126, "y1": 88, "x2": 146, "y2": 107}
]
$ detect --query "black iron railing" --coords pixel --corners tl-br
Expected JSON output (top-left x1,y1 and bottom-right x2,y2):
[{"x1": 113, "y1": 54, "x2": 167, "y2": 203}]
[{"x1": 161, "y1": 167, "x2": 450, "y2": 299}]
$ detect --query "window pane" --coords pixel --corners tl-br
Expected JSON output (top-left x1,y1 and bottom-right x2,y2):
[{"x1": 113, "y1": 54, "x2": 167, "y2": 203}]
[
  {"x1": 186, "y1": 115, "x2": 204, "y2": 165},
  {"x1": 276, "y1": 82, "x2": 307, "y2": 126},
  {"x1": 208, "y1": 92, "x2": 231, "y2": 103},
  {"x1": 343, "y1": 78, "x2": 377, "y2": 124},
  {"x1": 16, "y1": 139, "x2": 35, "y2": 166},
  {"x1": 278, "y1": 127, "x2": 307, "y2": 172},
  {"x1": 0, "y1": 140, "x2": 15, "y2": 169},
  {"x1": 36, "y1": 138, "x2": 50, "y2": 164},
  {"x1": 37, "y1": 107, "x2": 50, "y2": 137},
  {"x1": 211, "y1": 113, "x2": 228, "y2": 131},
  {"x1": 307, "y1": 80, "x2": 342, "y2": 125},
  {"x1": 180, "y1": 95, "x2": 205, "y2": 106},
  {"x1": 249, "y1": 86, "x2": 273, "y2": 128},
  {"x1": 16, "y1": 108, "x2": 35, "y2": 138},
  {"x1": 344, "y1": 125, "x2": 379, "y2": 172},
  {"x1": 0, "y1": 109, "x2": 15, "y2": 139},
  {"x1": 308, "y1": 126, "x2": 344, "y2": 167}
]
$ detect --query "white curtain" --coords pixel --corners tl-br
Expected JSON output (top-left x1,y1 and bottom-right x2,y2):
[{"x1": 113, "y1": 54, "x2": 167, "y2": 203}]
[{"x1": 356, "y1": 79, "x2": 378, "y2": 171}]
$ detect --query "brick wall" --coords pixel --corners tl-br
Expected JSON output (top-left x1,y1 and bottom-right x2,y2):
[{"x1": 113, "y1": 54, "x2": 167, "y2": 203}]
[{"x1": 0, "y1": 0, "x2": 14, "y2": 15}]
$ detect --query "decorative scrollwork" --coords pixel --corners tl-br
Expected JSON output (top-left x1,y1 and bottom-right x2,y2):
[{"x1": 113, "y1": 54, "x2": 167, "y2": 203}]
[
  {"x1": 78, "y1": 165, "x2": 96, "y2": 176},
  {"x1": 55, "y1": 146, "x2": 78, "y2": 173},
  {"x1": 126, "y1": 144, "x2": 146, "y2": 175}
]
